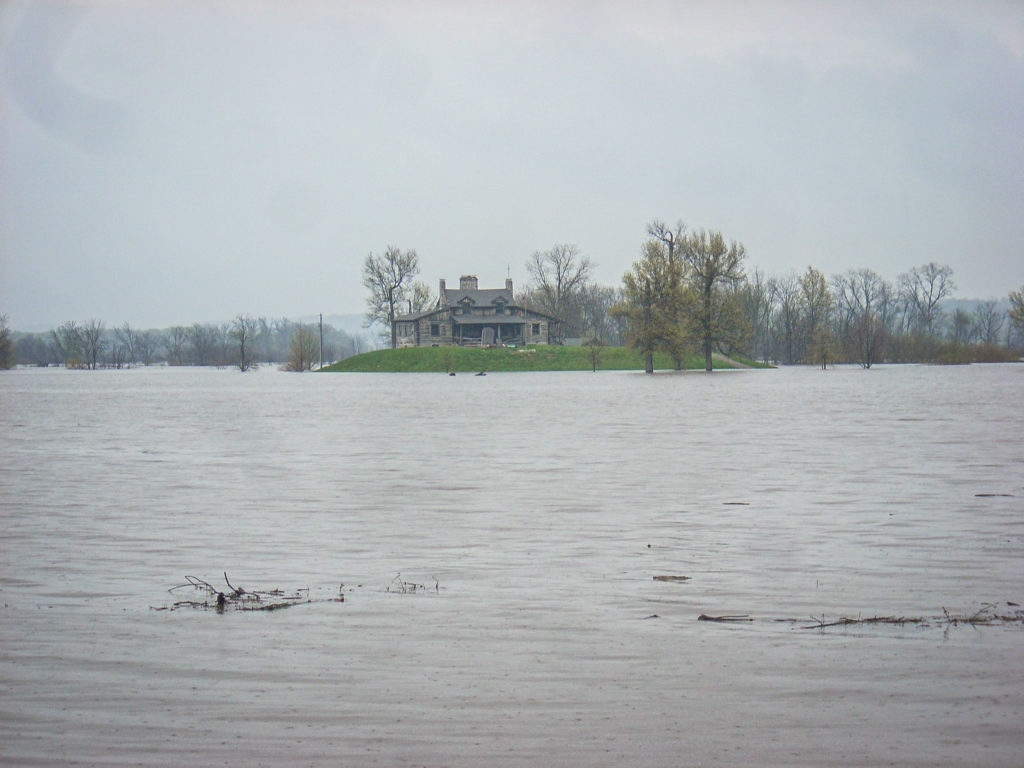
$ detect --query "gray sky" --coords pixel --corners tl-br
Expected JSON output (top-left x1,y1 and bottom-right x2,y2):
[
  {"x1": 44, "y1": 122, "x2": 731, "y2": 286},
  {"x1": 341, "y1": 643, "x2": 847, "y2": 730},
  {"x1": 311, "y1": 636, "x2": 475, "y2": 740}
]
[{"x1": 2, "y1": 0, "x2": 1022, "y2": 330}]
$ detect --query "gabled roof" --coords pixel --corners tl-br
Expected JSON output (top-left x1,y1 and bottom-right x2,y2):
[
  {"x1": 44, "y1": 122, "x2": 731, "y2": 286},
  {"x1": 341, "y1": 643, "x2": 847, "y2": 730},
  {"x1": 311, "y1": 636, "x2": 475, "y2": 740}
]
[
  {"x1": 445, "y1": 288, "x2": 514, "y2": 307},
  {"x1": 393, "y1": 284, "x2": 561, "y2": 324}
]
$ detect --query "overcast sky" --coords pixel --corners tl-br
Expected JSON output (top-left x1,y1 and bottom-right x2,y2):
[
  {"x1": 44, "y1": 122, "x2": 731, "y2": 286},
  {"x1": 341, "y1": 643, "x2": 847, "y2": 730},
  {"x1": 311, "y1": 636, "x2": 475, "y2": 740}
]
[{"x1": 2, "y1": 0, "x2": 1022, "y2": 330}]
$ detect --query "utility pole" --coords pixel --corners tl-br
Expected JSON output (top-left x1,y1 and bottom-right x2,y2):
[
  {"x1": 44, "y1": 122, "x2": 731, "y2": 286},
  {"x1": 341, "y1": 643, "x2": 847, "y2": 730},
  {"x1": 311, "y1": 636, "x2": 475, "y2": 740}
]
[{"x1": 319, "y1": 313, "x2": 323, "y2": 369}]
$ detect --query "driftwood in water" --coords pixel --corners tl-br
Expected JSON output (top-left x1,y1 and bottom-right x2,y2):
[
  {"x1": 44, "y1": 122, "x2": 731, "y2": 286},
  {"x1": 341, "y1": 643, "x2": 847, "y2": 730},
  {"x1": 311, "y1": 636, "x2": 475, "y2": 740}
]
[
  {"x1": 157, "y1": 573, "x2": 344, "y2": 612},
  {"x1": 653, "y1": 575, "x2": 691, "y2": 583},
  {"x1": 385, "y1": 572, "x2": 439, "y2": 594},
  {"x1": 798, "y1": 614, "x2": 924, "y2": 630},
  {"x1": 694, "y1": 603, "x2": 1023, "y2": 631},
  {"x1": 795, "y1": 603, "x2": 1022, "y2": 630}
]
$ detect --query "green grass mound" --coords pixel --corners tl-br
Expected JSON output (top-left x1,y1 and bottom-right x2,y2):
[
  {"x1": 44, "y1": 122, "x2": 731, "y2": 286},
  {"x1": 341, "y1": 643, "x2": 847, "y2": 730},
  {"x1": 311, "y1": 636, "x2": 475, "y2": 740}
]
[{"x1": 322, "y1": 346, "x2": 755, "y2": 372}]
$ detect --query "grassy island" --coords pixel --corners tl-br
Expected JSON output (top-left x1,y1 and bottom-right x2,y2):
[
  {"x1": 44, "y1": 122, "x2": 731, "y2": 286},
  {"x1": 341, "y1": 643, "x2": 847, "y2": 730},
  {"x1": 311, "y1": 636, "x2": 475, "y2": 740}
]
[{"x1": 321, "y1": 346, "x2": 762, "y2": 373}]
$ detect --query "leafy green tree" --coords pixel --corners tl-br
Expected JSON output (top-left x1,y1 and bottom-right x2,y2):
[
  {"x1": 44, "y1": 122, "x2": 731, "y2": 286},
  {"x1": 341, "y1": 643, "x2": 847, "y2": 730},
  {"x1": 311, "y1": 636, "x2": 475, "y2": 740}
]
[
  {"x1": 613, "y1": 240, "x2": 685, "y2": 374},
  {"x1": 800, "y1": 266, "x2": 833, "y2": 367},
  {"x1": 681, "y1": 229, "x2": 747, "y2": 371},
  {"x1": 362, "y1": 246, "x2": 420, "y2": 349},
  {"x1": 646, "y1": 219, "x2": 687, "y2": 368},
  {"x1": 1006, "y1": 286, "x2": 1024, "y2": 343}
]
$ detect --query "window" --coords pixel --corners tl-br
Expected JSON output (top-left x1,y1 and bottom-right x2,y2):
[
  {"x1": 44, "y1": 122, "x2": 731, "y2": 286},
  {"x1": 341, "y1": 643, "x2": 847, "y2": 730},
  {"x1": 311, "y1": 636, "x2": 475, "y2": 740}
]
[
  {"x1": 532, "y1": 323, "x2": 541, "y2": 335},
  {"x1": 430, "y1": 323, "x2": 440, "y2": 336}
]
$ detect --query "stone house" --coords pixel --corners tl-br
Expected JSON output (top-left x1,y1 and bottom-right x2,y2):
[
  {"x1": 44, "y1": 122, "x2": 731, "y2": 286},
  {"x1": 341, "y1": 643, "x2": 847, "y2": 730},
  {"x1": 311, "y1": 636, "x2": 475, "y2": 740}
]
[{"x1": 392, "y1": 275, "x2": 559, "y2": 347}]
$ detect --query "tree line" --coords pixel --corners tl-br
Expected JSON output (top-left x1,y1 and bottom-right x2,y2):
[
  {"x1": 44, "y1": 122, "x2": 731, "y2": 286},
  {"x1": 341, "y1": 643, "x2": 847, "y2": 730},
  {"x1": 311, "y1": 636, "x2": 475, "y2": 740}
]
[
  {"x1": 615, "y1": 220, "x2": 1024, "y2": 371},
  {"x1": 0, "y1": 314, "x2": 369, "y2": 371},
  {"x1": 361, "y1": 222, "x2": 1024, "y2": 370}
]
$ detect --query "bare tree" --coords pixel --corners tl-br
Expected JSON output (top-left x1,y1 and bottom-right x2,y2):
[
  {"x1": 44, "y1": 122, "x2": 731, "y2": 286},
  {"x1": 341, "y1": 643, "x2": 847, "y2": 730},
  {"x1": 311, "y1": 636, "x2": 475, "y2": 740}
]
[
  {"x1": 362, "y1": 246, "x2": 420, "y2": 349},
  {"x1": 187, "y1": 323, "x2": 217, "y2": 366},
  {"x1": 950, "y1": 308, "x2": 973, "y2": 345},
  {"x1": 584, "y1": 335, "x2": 605, "y2": 372},
  {"x1": 737, "y1": 269, "x2": 773, "y2": 363},
  {"x1": 216, "y1": 323, "x2": 232, "y2": 366},
  {"x1": 851, "y1": 311, "x2": 886, "y2": 368},
  {"x1": 409, "y1": 281, "x2": 435, "y2": 313},
  {"x1": 81, "y1": 319, "x2": 105, "y2": 370},
  {"x1": 770, "y1": 274, "x2": 801, "y2": 365},
  {"x1": 898, "y1": 263, "x2": 955, "y2": 337},
  {"x1": 165, "y1": 326, "x2": 187, "y2": 365},
  {"x1": 972, "y1": 300, "x2": 1005, "y2": 346},
  {"x1": 114, "y1": 322, "x2": 137, "y2": 367},
  {"x1": 136, "y1": 330, "x2": 159, "y2": 365},
  {"x1": 524, "y1": 244, "x2": 593, "y2": 339},
  {"x1": 0, "y1": 314, "x2": 12, "y2": 369},
  {"x1": 284, "y1": 324, "x2": 318, "y2": 371},
  {"x1": 231, "y1": 314, "x2": 258, "y2": 371},
  {"x1": 832, "y1": 268, "x2": 892, "y2": 366},
  {"x1": 646, "y1": 220, "x2": 686, "y2": 265},
  {"x1": 577, "y1": 283, "x2": 622, "y2": 346},
  {"x1": 15, "y1": 333, "x2": 54, "y2": 366},
  {"x1": 52, "y1": 321, "x2": 82, "y2": 367}
]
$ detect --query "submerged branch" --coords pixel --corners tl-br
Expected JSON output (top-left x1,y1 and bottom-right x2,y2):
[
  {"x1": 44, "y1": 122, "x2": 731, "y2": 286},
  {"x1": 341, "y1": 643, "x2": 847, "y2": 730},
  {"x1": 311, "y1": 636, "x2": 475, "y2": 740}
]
[
  {"x1": 693, "y1": 602, "x2": 1023, "y2": 632},
  {"x1": 157, "y1": 574, "x2": 344, "y2": 613}
]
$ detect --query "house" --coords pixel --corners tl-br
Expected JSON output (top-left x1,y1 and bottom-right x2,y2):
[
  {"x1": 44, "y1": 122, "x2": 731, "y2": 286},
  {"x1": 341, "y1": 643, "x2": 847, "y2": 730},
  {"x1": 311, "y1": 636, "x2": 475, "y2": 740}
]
[{"x1": 392, "y1": 275, "x2": 559, "y2": 347}]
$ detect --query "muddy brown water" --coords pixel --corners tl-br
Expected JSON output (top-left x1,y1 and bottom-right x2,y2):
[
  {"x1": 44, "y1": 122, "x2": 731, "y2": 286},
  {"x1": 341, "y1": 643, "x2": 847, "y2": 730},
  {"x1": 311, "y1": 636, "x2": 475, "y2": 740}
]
[{"x1": 1, "y1": 364, "x2": 1022, "y2": 766}]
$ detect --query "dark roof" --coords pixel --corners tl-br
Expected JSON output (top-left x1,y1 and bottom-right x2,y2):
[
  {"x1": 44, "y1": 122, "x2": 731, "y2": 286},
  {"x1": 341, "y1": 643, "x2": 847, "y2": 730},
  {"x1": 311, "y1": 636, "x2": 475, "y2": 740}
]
[
  {"x1": 445, "y1": 288, "x2": 513, "y2": 307},
  {"x1": 392, "y1": 291, "x2": 561, "y2": 324}
]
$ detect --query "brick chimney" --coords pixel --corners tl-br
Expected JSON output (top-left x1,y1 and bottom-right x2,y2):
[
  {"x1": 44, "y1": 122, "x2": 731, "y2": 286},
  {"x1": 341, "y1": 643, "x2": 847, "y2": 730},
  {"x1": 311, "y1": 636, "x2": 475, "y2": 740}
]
[
  {"x1": 439, "y1": 278, "x2": 446, "y2": 305},
  {"x1": 460, "y1": 275, "x2": 478, "y2": 291}
]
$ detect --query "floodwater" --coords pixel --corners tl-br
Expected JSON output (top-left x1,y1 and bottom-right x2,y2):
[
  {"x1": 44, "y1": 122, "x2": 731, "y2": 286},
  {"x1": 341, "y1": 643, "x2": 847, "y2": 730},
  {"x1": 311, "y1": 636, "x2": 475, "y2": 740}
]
[{"x1": 1, "y1": 363, "x2": 1022, "y2": 767}]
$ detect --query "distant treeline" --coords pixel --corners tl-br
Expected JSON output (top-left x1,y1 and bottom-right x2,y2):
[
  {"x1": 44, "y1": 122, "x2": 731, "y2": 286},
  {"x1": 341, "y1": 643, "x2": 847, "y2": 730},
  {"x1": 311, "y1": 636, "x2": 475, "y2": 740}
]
[
  {"x1": 731, "y1": 267, "x2": 1022, "y2": 367},
  {"x1": 513, "y1": 230, "x2": 1024, "y2": 369},
  {"x1": 0, "y1": 315, "x2": 374, "y2": 370}
]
